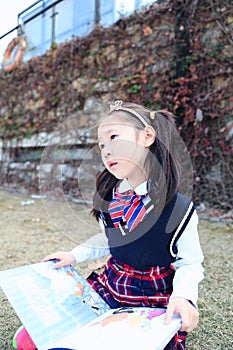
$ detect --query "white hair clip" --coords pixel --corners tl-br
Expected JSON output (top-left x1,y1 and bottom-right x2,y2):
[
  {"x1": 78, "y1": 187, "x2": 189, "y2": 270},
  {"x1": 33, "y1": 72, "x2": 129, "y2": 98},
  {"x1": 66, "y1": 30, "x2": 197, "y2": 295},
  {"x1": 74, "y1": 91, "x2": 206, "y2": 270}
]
[
  {"x1": 109, "y1": 100, "x2": 149, "y2": 127},
  {"x1": 110, "y1": 100, "x2": 123, "y2": 112}
]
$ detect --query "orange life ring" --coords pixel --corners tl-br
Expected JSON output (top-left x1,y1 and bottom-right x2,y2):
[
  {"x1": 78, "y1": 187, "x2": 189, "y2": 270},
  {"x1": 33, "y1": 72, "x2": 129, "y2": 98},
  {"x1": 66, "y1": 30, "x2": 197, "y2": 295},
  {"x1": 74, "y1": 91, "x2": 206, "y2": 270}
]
[{"x1": 2, "y1": 37, "x2": 26, "y2": 73}]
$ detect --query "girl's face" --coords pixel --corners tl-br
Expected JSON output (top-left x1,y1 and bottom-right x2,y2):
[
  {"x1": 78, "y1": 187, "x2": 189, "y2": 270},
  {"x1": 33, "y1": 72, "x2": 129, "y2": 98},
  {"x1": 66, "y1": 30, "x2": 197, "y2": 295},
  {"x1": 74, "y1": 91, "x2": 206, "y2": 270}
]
[{"x1": 98, "y1": 113, "x2": 153, "y2": 188}]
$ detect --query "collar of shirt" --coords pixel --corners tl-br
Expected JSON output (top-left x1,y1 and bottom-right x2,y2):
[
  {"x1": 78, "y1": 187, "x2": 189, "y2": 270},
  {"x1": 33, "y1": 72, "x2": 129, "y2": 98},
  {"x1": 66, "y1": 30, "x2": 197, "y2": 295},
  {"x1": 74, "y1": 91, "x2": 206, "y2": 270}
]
[{"x1": 117, "y1": 178, "x2": 148, "y2": 196}]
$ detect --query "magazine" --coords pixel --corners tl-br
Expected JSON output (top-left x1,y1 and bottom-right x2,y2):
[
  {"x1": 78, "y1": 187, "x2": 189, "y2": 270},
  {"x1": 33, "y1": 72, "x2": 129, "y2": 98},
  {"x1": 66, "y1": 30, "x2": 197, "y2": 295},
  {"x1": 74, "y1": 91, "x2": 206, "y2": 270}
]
[{"x1": 0, "y1": 261, "x2": 182, "y2": 350}]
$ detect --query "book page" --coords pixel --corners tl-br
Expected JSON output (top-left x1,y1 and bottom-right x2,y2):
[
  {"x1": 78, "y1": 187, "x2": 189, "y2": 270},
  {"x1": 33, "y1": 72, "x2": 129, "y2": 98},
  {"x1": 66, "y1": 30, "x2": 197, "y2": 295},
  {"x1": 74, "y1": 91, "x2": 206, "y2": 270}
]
[
  {"x1": 0, "y1": 261, "x2": 110, "y2": 350},
  {"x1": 51, "y1": 307, "x2": 182, "y2": 350}
]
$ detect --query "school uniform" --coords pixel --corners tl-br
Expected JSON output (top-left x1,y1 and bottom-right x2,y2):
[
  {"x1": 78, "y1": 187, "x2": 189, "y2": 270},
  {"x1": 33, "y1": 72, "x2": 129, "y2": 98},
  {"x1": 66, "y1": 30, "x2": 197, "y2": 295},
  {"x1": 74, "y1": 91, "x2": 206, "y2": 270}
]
[{"x1": 72, "y1": 179, "x2": 204, "y2": 350}]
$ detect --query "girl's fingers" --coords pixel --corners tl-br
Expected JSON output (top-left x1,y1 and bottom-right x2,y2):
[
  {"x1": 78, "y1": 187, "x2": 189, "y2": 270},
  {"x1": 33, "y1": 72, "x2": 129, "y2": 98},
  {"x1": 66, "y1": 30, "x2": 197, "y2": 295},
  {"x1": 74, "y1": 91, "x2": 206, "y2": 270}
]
[
  {"x1": 42, "y1": 251, "x2": 76, "y2": 268},
  {"x1": 42, "y1": 251, "x2": 64, "y2": 262},
  {"x1": 42, "y1": 254, "x2": 58, "y2": 262},
  {"x1": 164, "y1": 304, "x2": 175, "y2": 325},
  {"x1": 179, "y1": 307, "x2": 199, "y2": 332},
  {"x1": 164, "y1": 297, "x2": 199, "y2": 333},
  {"x1": 51, "y1": 260, "x2": 66, "y2": 269}
]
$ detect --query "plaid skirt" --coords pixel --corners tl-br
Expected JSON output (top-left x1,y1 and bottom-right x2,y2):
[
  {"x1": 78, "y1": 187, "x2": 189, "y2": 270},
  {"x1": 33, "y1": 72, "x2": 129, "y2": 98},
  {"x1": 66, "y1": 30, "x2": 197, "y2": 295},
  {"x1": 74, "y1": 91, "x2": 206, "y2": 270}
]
[{"x1": 87, "y1": 256, "x2": 186, "y2": 350}]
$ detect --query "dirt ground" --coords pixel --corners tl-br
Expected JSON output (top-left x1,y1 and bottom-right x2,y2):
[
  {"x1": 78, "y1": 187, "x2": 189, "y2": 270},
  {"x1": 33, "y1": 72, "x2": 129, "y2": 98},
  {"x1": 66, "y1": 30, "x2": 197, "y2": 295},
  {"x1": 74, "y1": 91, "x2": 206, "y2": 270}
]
[{"x1": 0, "y1": 189, "x2": 232, "y2": 350}]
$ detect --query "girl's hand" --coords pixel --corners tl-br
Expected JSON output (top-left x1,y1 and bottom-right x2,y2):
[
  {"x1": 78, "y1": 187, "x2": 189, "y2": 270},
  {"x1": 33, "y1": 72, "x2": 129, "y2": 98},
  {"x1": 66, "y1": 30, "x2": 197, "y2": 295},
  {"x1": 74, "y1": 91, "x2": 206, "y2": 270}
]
[
  {"x1": 164, "y1": 297, "x2": 199, "y2": 332},
  {"x1": 42, "y1": 251, "x2": 76, "y2": 269}
]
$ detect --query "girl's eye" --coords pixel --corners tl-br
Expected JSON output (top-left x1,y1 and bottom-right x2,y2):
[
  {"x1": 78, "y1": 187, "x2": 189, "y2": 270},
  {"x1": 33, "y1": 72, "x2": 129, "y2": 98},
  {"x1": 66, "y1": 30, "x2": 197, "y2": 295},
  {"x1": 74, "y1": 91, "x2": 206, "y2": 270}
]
[
  {"x1": 99, "y1": 143, "x2": 104, "y2": 150},
  {"x1": 110, "y1": 134, "x2": 118, "y2": 140}
]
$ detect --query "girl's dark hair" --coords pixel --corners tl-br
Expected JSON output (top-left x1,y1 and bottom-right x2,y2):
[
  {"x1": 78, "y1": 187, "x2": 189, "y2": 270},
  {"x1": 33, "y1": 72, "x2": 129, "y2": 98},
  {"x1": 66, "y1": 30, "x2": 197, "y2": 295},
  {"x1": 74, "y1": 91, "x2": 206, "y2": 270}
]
[{"x1": 91, "y1": 102, "x2": 181, "y2": 221}]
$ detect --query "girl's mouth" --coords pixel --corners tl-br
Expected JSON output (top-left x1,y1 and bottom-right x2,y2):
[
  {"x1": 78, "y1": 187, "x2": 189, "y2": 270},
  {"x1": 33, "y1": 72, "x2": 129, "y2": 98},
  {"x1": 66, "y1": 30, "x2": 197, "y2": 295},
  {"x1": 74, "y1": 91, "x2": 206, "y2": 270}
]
[{"x1": 108, "y1": 161, "x2": 118, "y2": 169}]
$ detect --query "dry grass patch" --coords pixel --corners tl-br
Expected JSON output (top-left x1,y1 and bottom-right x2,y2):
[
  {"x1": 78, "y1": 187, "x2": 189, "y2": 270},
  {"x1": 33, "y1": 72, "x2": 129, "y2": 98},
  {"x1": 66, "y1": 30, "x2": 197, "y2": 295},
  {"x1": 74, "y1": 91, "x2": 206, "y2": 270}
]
[{"x1": 0, "y1": 190, "x2": 232, "y2": 350}]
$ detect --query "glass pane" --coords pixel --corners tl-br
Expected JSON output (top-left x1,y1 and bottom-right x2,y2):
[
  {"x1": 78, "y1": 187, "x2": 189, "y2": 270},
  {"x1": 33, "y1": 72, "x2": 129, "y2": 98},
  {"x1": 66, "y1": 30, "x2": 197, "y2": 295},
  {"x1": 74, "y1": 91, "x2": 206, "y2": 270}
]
[
  {"x1": 100, "y1": 0, "x2": 115, "y2": 27},
  {"x1": 73, "y1": 0, "x2": 95, "y2": 37},
  {"x1": 42, "y1": 8, "x2": 53, "y2": 42},
  {"x1": 55, "y1": 0, "x2": 74, "y2": 42}
]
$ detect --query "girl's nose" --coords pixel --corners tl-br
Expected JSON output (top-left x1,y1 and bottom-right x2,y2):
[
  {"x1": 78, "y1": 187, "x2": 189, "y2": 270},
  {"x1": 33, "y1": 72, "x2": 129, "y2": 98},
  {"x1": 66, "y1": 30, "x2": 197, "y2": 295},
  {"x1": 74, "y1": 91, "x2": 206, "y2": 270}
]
[{"x1": 102, "y1": 144, "x2": 111, "y2": 158}]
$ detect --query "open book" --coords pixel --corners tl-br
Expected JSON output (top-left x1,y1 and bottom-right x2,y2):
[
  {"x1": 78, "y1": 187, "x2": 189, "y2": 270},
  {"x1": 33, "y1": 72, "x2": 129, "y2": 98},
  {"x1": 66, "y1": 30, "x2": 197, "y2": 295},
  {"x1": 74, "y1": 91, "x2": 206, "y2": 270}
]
[{"x1": 0, "y1": 261, "x2": 182, "y2": 350}]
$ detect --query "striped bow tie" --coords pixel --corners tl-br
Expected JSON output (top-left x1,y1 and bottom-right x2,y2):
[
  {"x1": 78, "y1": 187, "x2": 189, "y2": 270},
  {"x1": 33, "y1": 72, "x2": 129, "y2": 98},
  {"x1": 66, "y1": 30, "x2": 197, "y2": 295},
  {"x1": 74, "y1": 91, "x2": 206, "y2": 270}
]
[{"x1": 108, "y1": 188, "x2": 148, "y2": 232}]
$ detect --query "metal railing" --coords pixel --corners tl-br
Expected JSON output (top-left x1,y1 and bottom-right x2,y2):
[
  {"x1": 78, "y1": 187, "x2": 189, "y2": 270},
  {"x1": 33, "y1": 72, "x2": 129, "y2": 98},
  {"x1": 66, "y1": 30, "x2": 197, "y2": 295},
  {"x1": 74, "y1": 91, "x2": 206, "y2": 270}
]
[{"x1": 0, "y1": 0, "x2": 155, "y2": 67}]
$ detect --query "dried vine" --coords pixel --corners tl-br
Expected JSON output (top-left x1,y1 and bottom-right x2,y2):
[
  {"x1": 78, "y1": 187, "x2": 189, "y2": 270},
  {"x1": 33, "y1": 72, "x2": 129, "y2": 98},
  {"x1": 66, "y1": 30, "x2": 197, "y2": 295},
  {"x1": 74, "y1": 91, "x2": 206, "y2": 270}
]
[{"x1": 0, "y1": 0, "x2": 232, "y2": 208}]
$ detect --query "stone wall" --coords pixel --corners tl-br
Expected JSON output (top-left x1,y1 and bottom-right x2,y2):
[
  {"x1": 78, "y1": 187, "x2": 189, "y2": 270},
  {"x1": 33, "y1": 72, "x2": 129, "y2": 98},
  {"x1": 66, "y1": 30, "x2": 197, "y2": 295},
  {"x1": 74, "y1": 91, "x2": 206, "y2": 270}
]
[{"x1": 0, "y1": 0, "x2": 232, "y2": 207}]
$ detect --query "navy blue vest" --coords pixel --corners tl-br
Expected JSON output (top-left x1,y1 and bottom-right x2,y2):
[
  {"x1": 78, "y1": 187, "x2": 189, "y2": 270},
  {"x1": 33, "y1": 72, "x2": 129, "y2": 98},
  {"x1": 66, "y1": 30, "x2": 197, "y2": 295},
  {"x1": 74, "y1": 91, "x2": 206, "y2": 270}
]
[{"x1": 101, "y1": 192, "x2": 195, "y2": 269}]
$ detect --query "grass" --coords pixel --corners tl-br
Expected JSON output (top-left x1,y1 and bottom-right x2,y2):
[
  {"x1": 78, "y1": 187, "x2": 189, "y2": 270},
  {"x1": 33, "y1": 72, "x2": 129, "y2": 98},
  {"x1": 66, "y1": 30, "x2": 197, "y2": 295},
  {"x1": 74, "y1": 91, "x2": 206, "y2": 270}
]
[
  {"x1": 186, "y1": 220, "x2": 233, "y2": 349},
  {"x1": 0, "y1": 189, "x2": 232, "y2": 349}
]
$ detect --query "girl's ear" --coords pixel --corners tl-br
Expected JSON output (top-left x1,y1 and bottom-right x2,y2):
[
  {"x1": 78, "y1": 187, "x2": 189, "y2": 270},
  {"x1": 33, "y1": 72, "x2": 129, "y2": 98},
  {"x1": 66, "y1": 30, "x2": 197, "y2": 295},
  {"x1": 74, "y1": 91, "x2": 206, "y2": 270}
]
[{"x1": 143, "y1": 126, "x2": 156, "y2": 147}]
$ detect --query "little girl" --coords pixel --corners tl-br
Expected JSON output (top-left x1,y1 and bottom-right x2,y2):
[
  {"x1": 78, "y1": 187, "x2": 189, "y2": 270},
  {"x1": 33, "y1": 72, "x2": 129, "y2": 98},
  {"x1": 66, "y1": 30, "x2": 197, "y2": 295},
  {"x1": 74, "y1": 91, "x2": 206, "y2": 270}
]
[{"x1": 15, "y1": 101, "x2": 204, "y2": 350}]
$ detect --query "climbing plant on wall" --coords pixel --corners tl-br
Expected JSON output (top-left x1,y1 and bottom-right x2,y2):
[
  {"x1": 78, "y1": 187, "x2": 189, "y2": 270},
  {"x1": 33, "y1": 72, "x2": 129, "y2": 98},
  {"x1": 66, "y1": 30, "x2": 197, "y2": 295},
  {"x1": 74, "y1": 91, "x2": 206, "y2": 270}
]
[{"x1": 0, "y1": 0, "x2": 232, "y2": 208}]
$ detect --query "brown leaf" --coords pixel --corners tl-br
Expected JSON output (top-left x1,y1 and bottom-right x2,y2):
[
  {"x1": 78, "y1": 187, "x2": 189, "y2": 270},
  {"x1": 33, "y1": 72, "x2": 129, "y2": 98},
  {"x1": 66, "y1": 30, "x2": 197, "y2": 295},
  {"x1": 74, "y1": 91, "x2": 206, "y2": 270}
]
[{"x1": 143, "y1": 26, "x2": 152, "y2": 36}]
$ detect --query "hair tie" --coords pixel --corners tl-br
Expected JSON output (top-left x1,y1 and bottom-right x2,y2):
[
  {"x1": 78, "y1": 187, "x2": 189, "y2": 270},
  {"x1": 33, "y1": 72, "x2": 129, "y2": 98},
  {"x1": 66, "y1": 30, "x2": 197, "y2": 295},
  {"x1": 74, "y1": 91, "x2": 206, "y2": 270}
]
[{"x1": 149, "y1": 111, "x2": 156, "y2": 121}]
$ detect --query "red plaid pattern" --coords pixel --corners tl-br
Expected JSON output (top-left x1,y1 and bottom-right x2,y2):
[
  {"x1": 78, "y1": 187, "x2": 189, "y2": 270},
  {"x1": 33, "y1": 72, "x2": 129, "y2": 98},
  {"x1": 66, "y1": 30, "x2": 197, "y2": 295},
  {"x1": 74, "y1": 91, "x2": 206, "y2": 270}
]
[
  {"x1": 87, "y1": 257, "x2": 175, "y2": 308},
  {"x1": 165, "y1": 331, "x2": 186, "y2": 350},
  {"x1": 87, "y1": 257, "x2": 187, "y2": 350}
]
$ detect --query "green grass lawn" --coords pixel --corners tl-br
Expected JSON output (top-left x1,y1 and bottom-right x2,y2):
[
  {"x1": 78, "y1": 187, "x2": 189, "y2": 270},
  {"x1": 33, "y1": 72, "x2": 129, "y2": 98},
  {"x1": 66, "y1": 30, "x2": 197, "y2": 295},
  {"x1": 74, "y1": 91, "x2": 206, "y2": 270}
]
[
  {"x1": 0, "y1": 190, "x2": 232, "y2": 349},
  {"x1": 186, "y1": 220, "x2": 233, "y2": 349}
]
